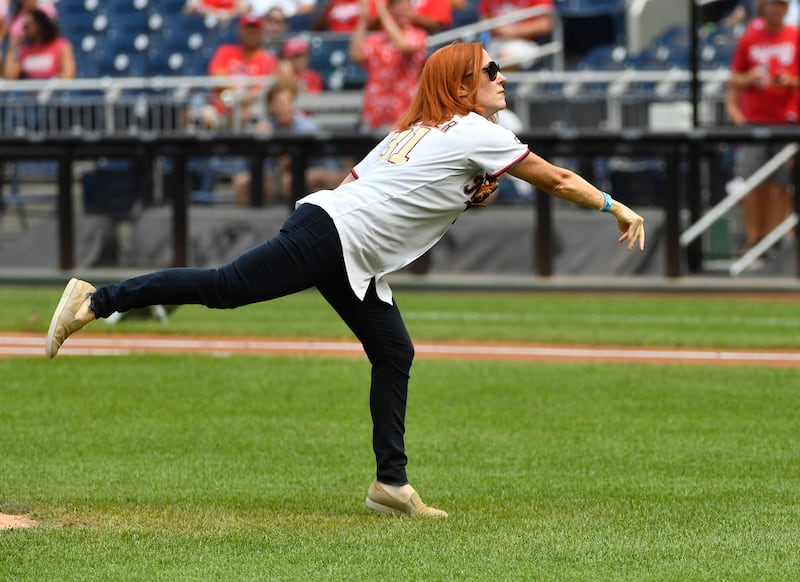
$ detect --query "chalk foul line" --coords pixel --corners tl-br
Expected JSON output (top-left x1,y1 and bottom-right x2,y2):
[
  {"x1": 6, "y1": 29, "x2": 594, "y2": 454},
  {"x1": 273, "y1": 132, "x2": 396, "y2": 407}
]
[{"x1": 1, "y1": 333, "x2": 799, "y2": 367}]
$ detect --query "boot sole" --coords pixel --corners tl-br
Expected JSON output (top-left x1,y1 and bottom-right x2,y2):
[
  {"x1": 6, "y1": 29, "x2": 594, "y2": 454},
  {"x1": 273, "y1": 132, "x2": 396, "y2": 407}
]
[{"x1": 365, "y1": 497, "x2": 407, "y2": 516}]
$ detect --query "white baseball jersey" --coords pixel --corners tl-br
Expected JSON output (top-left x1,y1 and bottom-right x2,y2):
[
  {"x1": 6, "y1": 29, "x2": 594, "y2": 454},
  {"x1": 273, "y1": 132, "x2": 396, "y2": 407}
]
[{"x1": 297, "y1": 112, "x2": 530, "y2": 304}]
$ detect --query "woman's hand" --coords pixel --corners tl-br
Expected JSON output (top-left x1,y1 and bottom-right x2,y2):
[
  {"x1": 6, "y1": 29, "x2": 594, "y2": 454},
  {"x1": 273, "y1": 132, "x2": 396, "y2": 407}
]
[{"x1": 610, "y1": 202, "x2": 646, "y2": 251}]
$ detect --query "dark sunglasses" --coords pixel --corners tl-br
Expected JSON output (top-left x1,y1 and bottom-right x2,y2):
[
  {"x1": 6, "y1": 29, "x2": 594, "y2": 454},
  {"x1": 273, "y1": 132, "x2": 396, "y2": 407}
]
[{"x1": 481, "y1": 61, "x2": 501, "y2": 81}]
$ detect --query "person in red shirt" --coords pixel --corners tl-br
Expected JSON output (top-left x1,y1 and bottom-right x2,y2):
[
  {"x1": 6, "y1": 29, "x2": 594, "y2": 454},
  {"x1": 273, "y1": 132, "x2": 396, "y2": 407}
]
[
  {"x1": 3, "y1": 2, "x2": 75, "y2": 80},
  {"x1": 311, "y1": 0, "x2": 377, "y2": 32},
  {"x1": 726, "y1": 0, "x2": 798, "y2": 246},
  {"x1": 205, "y1": 13, "x2": 279, "y2": 128},
  {"x1": 410, "y1": 0, "x2": 452, "y2": 33},
  {"x1": 349, "y1": 0, "x2": 427, "y2": 132},
  {"x1": 477, "y1": 0, "x2": 553, "y2": 68},
  {"x1": 278, "y1": 36, "x2": 325, "y2": 94}
]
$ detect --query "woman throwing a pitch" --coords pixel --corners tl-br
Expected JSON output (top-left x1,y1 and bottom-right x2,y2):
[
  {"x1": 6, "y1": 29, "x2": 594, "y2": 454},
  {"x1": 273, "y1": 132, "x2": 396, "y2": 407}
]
[{"x1": 46, "y1": 42, "x2": 645, "y2": 517}]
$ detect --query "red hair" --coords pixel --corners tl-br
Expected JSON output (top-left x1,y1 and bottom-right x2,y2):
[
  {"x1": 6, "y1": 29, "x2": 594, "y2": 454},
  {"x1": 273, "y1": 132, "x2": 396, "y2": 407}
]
[{"x1": 393, "y1": 42, "x2": 486, "y2": 130}]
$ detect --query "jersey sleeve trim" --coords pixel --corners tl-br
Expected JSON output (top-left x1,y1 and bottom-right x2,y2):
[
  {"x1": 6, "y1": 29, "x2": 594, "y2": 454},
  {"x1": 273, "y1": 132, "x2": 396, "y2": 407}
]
[{"x1": 487, "y1": 149, "x2": 531, "y2": 179}]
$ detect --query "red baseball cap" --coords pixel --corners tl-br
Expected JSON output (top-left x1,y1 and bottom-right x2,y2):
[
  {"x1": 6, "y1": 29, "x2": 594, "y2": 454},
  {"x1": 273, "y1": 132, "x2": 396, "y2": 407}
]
[{"x1": 239, "y1": 13, "x2": 265, "y2": 27}]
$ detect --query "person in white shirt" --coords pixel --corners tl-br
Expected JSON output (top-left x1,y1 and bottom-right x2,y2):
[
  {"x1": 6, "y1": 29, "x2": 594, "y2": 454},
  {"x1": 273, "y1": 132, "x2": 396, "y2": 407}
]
[{"x1": 45, "y1": 42, "x2": 645, "y2": 518}]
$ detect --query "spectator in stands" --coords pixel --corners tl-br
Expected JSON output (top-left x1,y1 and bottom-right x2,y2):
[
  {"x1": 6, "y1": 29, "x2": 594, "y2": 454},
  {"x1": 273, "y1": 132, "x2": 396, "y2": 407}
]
[
  {"x1": 311, "y1": 0, "x2": 377, "y2": 32},
  {"x1": 3, "y1": 2, "x2": 75, "y2": 80},
  {"x1": 349, "y1": 0, "x2": 427, "y2": 132},
  {"x1": 0, "y1": 0, "x2": 8, "y2": 74},
  {"x1": 410, "y1": 0, "x2": 453, "y2": 33},
  {"x1": 261, "y1": 6, "x2": 289, "y2": 54},
  {"x1": 0, "y1": 0, "x2": 8, "y2": 43},
  {"x1": 183, "y1": 0, "x2": 250, "y2": 22},
  {"x1": 721, "y1": 0, "x2": 800, "y2": 29},
  {"x1": 477, "y1": 0, "x2": 553, "y2": 69},
  {"x1": 204, "y1": 12, "x2": 279, "y2": 129},
  {"x1": 278, "y1": 35, "x2": 324, "y2": 93},
  {"x1": 725, "y1": 0, "x2": 798, "y2": 247},
  {"x1": 233, "y1": 81, "x2": 348, "y2": 204}
]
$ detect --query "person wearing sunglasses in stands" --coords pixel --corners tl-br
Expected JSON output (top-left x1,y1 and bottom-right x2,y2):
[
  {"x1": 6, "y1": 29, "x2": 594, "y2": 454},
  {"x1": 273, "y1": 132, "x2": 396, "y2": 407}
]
[{"x1": 45, "y1": 42, "x2": 646, "y2": 518}]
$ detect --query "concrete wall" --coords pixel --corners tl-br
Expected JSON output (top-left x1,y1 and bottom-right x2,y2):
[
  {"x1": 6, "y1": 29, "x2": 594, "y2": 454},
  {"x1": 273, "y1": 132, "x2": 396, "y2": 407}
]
[{"x1": 626, "y1": 0, "x2": 690, "y2": 54}]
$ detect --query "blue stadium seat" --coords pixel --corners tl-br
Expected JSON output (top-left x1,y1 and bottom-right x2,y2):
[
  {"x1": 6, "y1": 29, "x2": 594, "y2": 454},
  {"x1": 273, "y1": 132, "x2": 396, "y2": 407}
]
[
  {"x1": 106, "y1": 8, "x2": 150, "y2": 38},
  {"x1": 95, "y1": 51, "x2": 142, "y2": 77},
  {"x1": 112, "y1": 0, "x2": 152, "y2": 12},
  {"x1": 631, "y1": 45, "x2": 677, "y2": 70},
  {"x1": 665, "y1": 45, "x2": 690, "y2": 69},
  {"x1": 629, "y1": 45, "x2": 680, "y2": 94},
  {"x1": 699, "y1": 42, "x2": 734, "y2": 70},
  {"x1": 305, "y1": 35, "x2": 368, "y2": 90},
  {"x1": 452, "y1": 0, "x2": 479, "y2": 28},
  {"x1": 157, "y1": 0, "x2": 187, "y2": 13},
  {"x1": 75, "y1": 33, "x2": 108, "y2": 77},
  {"x1": 578, "y1": 43, "x2": 628, "y2": 70},
  {"x1": 56, "y1": 0, "x2": 93, "y2": 10},
  {"x1": 145, "y1": 47, "x2": 182, "y2": 76},
  {"x1": 308, "y1": 35, "x2": 349, "y2": 77},
  {"x1": 148, "y1": 35, "x2": 210, "y2": 76},
  {"x1": 213, "y1": 22, "x2": 240, "y2": 45},
  {"x1": 167, "y1": 13, "x2": 217, "y2": 36},
  {"x1": 576, "y1": 44, "x2": 629, "y2": 93},
  {"x1": 59, "y1": 11, "x2": 98, "y2": 39},
  {"x1": 287, "y1": 11, "x2": 314, "y2": 33},
  {"x1": 332, "y1": 62, "x2": 367, "y2": 91},
  {"x1": 653, "y1": 24, "x2": 690, "y2": 49},
  {"x1": 75, "y1": 52, "x2": 99, "y2": 78}
]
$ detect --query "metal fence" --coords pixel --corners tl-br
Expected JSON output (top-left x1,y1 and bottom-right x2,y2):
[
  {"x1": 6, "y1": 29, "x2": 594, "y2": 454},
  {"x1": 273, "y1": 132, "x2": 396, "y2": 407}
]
[
  {"x1": 0, "y1": 65, "x2": 734, "y2": 142},
  {"x1": 1, "y1": 128, "x2": 798, "y2": 278}
]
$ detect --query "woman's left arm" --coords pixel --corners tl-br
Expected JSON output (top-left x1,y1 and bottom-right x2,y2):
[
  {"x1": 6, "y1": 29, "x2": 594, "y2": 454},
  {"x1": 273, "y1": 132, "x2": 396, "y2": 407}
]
[{"x1": 508, "y1": 151, "x2": 646, "y2": 251}]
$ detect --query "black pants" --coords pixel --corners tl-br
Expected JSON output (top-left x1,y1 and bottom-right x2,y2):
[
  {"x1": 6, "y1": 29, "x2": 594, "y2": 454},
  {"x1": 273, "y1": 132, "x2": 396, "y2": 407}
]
[{"x1": 91, "y1": 203, "x2": 413, "y2": 485}]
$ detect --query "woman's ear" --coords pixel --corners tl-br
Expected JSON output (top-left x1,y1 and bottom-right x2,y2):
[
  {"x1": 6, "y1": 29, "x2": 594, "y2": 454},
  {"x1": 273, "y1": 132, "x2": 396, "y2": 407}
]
[{"x1": 457, "y1": 84, "x2": 469, "y2": 97}]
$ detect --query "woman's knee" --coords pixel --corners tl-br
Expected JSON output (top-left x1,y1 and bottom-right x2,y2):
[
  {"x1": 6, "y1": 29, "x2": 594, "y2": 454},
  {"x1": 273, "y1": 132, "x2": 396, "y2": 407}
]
[
  {"x1": 370, "y1": 336, "x2": 415, "y2": 375},
  {"x1": 205, "y1": 265, "x2": 253, "y2": 309}
]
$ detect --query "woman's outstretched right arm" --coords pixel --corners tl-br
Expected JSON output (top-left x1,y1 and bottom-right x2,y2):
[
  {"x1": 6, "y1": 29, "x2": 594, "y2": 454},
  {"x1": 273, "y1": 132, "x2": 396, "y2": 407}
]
[{"x1": 508, "y1": 151, "x2": 646, "y2": 252}]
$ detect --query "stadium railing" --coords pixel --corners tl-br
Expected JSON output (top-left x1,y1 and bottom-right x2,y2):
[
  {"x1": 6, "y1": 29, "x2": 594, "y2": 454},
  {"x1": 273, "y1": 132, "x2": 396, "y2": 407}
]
[{"x1": 0, "y1": 64, "x2": 732, "y2": 139}]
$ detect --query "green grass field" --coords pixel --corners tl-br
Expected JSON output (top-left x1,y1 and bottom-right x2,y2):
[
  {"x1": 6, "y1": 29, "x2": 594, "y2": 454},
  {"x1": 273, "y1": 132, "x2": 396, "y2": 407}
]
[{"x1": 1, "y1": 285, "x2": 799, "y2": 580}]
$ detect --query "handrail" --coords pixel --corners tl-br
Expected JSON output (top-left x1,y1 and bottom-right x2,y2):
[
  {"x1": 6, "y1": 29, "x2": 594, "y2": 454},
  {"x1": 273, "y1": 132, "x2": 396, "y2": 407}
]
[
  {"x1": 679, "y1": 142, "x2": 799, "y2": 247},
  {"x1": 506, "y1": 67, "x2": 730, "y2": 85},
  {"x1": 0, "y1": 68, "x2": 731, "y2": 97},
  {"x1": 0, "y1": 74, "x2": 274, "y2": 94},
  {"x1": 729, "y1": 213, "x2": 799, "y2": 276}
]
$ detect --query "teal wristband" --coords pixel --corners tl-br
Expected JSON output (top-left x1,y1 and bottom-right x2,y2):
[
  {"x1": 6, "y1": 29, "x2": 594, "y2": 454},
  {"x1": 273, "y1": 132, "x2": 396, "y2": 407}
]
[{"x1": 601, "y1": 192, "x2": 613, "y2": 212}]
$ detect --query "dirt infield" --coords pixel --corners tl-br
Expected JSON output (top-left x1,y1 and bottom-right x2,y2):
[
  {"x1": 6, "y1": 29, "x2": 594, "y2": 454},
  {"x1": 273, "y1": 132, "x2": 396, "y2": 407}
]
[
  {"x1": 2, "y1": 332, "x2": 800, "y2": 367},
  {"x1": 0, "y1": 513, "x2": 36, "y2": 530}
]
